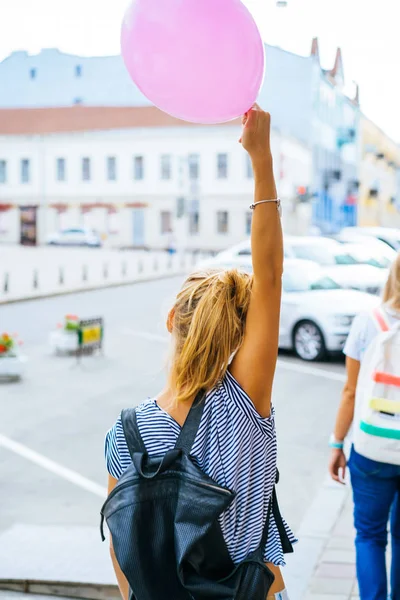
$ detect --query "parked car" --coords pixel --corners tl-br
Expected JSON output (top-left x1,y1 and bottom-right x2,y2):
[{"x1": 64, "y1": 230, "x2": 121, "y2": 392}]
[
  {"x1": 280, "y1": 259, "x2": 380, "y2": 361},
  {"x1": 198, "y1": 240, "x2": 253, "y2": 272},
  {"x1": 334, "y1": 234, "x2": 397, "y2": 262},
  {"x1": 284, "y1": 236, "x2": 388, "y2": 295},
  {"x1": 338, "y1": 242, "x2": 396, "y2": 269},
  {"x1": 339, "y1": 227, "x2": 400, "y2": 252},
  {"x1": 46, "y1": 228, "x2": 102, "y2": 247}
]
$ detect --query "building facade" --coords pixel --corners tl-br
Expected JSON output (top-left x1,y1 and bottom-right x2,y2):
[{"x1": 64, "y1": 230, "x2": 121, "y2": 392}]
[
  {"x1": 357, "y1": 115, "x2": 400, "y2": 228},
  {"x1": 259, "y1": 40, "x2": 360, "y2": 234},
  {"x1": 0, "y1": 107, "x2": 312, "y2": 250},
  {"x1": 2, "y1": 43, "x2": 397, "y2": 234}
]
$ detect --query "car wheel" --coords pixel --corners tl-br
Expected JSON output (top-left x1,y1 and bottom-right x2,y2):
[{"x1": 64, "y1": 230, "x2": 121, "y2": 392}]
[{"x1": 293, "y1": 320, "x2": 326, "y2": 362}]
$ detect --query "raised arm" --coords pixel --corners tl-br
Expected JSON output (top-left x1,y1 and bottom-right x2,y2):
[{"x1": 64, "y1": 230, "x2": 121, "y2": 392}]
[{"x1": 230, "y1": 106, "x2": 283, "y2": 418}]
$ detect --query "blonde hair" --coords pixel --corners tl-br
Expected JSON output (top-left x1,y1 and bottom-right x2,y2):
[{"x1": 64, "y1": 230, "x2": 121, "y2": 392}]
[
  {"x1": 382, "y1": 252, "x2": 400, "y2": 309},
  {"x1": 169, "y1": 268, "x2": 253, "y2": 404}
]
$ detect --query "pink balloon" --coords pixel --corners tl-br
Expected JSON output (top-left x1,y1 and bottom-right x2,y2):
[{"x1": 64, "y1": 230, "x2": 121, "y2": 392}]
[{"x1": 121, "y1": 0, "x2": 265, "y2": 124}]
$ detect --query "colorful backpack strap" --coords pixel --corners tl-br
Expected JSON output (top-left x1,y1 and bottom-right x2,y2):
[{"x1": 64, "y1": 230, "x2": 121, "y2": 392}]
[{"x1": 372, "y1": 307, "x2": 390, "y2": 332}]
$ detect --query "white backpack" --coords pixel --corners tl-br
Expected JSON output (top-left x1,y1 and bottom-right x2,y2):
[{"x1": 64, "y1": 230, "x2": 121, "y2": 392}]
[{"x1": 354, "y1": 307, "x2": 400, "y2": 465}]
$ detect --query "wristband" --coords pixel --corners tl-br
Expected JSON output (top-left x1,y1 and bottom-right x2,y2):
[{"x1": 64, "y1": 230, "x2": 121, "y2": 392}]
[{"x1": 329, "y1": 434, "x2": 344, "y2": 450}]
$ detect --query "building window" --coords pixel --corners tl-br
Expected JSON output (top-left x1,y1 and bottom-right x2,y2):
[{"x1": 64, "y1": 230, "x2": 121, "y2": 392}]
[
  {"x1": 246, "y1": 154, "x2": 253, "y2": 179},
  {"x1": 30, "y1": 68, "x2": 36, "y2": 80},
  {"x1": 21, "y1": 159, "x2": 30, "y2": 183},
  {"x1": 82, "y1": 157, "x2": 91, "y2": 181},
  {"x1": 0, "y1": 160, "x2": 6, "y2": 184},
  {"x1": 189, "y1": 212, "x2": 199, "y2": 234},
  {"x1": 160, "y1": 154, "x2": 172, "y2": 180},
  {"x1": 245, "y1": 211, "x2": 252, "y2": 235},
  {"x1": 107, "y1": 156, "x2": 117, "y2": 181},
  {"x1": 75, "y1": 65, "x2": 82, "y2": 77},
  {"x1": 217, "y1": 211, "x2": 229, "y2": 234},
  {"x1": 188, "y1": 154, "x2": 200, "y2": 180},
  {"x1": 217, "y1": 153, "x2": 228, "y2": 179},
  {"x1": 133, "y1": 156, "x2": 144, "y2": 180},
  {"x1": 160, "y1": 211, "x2": 172, "y2": 234},
  {"x1": 56, "y1": 158, "x2": 66, "y2": 182}
]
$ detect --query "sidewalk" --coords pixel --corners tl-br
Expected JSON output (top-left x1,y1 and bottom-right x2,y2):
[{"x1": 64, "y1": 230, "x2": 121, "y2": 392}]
[
  {"x1": 304, "y1": 490, "x2": 358, "y2": 599},
  {"x1": 284, "y1": 478, "x2": 357, "y2": 600}
]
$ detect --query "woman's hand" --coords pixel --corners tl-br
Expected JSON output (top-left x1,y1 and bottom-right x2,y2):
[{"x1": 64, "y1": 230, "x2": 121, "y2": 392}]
[
  {"x1": 240, "y1": 104, "x2": 272, "y2": 169},
  {"x1": 329, "y1": 449, "x2": 347, "y2": 484}
]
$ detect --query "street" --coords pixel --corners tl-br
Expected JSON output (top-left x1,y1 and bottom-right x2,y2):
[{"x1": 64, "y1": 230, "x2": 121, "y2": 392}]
[{"x1": 0, "y1": 275, "x2": 346, "y2": 542}]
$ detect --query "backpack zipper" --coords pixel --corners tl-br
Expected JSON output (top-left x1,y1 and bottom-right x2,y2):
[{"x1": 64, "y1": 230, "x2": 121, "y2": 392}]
[{"x1": 100, "y1": 474, "x2": 232, "y2": 541}]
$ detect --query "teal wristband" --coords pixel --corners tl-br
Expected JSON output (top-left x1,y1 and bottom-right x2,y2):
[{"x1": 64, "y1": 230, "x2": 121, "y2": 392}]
[{"x1": 329, "y1": 434, "x2": 344, "y2": 450}]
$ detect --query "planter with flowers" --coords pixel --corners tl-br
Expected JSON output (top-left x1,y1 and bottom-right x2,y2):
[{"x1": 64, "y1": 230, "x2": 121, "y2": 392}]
[
  {"x1": 49, "y1": 315, "x2": 80, "y2": 354},
  {"x1": 0, "y1": 333, "x2": 25, "y2": 379}
]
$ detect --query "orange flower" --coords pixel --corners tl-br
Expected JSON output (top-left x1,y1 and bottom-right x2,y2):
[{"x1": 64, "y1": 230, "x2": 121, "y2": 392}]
[
  {"x1": 0, "y1": 344, "x2": 7, "y2": 353},
  {"x1": 65, "y1": 315, "x2": 78, "y2": 320},
  {"x1": 1, "y1": 333, "x2": 9, "y2": 340}
]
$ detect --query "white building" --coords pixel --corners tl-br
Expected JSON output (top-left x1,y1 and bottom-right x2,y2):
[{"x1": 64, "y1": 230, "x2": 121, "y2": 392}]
[{"x1": 0, "y1": 107, "x2": 312, "y2": 250}]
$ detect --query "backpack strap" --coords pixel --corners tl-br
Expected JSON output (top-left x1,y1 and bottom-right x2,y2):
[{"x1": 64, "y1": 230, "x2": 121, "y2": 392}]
[
  {"x1": 121, "y1": 408, "x2": 147, "y2": 459},
  {"x1": 174, "y1": 389, "x2": 206, "y2": 455},
  {"x1": 259, "y1": 486, "x2": 294, "y2": 555},
  {"x1": 372, "y1": 307, "x2": 390, "y2": 332}
]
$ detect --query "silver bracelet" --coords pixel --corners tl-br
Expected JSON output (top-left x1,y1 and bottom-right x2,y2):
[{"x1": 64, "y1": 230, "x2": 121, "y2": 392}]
[{"x1": 249, "y1": 198, "x2": 282, "y2": 217}]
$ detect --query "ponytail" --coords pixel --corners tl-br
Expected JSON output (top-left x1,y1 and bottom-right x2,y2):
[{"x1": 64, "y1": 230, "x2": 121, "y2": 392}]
[{"x1": 170, "y1": 269, "x2": 252, "y2": 404}]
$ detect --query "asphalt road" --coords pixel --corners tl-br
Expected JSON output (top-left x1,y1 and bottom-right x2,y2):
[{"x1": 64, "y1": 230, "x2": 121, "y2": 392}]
[{"x1": 0, "y1": 276, "x2": 346, "y2": 540}]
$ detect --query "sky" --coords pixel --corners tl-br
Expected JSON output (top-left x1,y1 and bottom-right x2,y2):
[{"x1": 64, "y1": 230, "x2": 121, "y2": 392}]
[{"x1": 0, "y1": 0, "x2": 398, "y2": 140}]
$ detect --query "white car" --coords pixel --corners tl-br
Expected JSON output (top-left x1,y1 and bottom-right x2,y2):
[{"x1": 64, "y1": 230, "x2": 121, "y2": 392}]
[
  {"x1": 284, "y1": 236, "x2": 388, "y2": 296},
  {"x1": 46, "y1": 228, "x2": 102, "y2": 247},
  {"x1": 198, "y1": 248, "x2": 380, "y2": 361},
  {"x1": 200, "y1": 240, "x2": 253, "y2": 272},
  {"x1": 338, "y1": 242, "x2": 396, "y2": 269},
  {"x1": 339, "y1": 227, "x2": 400, "y2": 252},
  {"x1": 280, "y1": 260, "x2": 380, "y2": 361}
]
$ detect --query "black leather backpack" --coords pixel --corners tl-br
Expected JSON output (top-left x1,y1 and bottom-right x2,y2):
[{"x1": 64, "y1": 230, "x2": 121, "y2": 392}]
[{"x1": 100, "y1": 392, "x2": 293, "y2": 600}]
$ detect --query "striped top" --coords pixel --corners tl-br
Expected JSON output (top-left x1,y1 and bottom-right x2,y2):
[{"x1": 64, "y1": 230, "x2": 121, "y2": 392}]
[{"x1": 105, "y1": 370, "x2": 297, "y2": 566}]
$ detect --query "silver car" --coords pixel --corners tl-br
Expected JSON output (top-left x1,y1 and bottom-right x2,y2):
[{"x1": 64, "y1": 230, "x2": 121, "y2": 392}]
[
  {"x1": 284, "y1": 236, "x2": 388, "y2": 296},
  {"x1": 280, "y1": 259, "x2": 379, "y2": 361},
  {"x1": 199, "y1": 249, "x2": 380, "y2": 361},
  {"x1": 339, "y1": 227, "x2": 400, "y2": 252}
]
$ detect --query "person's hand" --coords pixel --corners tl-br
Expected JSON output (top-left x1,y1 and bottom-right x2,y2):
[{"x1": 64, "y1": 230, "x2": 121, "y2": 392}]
[
  {"x1": 239, "y1": 104, "x2": 272, "y2": 167},
  {"x1": 329, "y1": 449, "x2": 347, "y2": 484}
]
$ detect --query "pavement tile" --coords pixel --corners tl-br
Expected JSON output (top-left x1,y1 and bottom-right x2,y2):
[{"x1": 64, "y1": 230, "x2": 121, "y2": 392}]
[
  {"x1": 319, "y1": 549, "x2": 356, "y2": 565},
  {"x1": 0, "y1": 524, "x2": 116, "y2": 584},
  {"x1": 327, "y1": 536, "x2": 355, "y2": 551},
  {"x1": 314, "y1": 562, "x2": 356, "y2": 579},
  {"x1": 309, "y1": 576, "x2": 355, "y2": 595},
  {"x1": 331, "y1": 517, "x2": 355, "y2": 538},
  {"x1": 352, "y1": 580, "x2": 359, "y2": 594}
]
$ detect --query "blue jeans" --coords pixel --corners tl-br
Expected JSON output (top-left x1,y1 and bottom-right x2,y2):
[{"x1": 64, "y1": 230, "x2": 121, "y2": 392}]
[{"x1": 349, "y1": 447, "x2": 400, "y2": 600}]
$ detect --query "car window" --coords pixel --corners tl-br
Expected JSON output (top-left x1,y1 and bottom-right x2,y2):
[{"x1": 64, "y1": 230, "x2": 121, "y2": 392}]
[
  {"x1": 378, "y1": 236, "x2": 400, "y2": 251},
  {"x1": 283, "y1": 268, "x2": 340, "y2": 292},
  {"x1": 344, "y1": 247, "x2": 391, "y2": 268},
  {"x1": 63, "y1": 229, "x2": 84, "y2": 234},
  {"x1": 291, "y1": 244, "x2": 335, "y2": 265},
  {"x1": 333, "y1": 253, "x2": 358, "y2": 265},
  {"x1": 238, "y1": 249, "x2": 251, "y2": 256}
]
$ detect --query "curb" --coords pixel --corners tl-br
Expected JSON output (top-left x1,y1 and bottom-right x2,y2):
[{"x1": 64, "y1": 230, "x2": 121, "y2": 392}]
[
  {"x1": 284, "y1": 476, "x2": 350, "y2": 600},
  {"x1": 0, "y1": 271, "x2": 187, "y2": 306}
]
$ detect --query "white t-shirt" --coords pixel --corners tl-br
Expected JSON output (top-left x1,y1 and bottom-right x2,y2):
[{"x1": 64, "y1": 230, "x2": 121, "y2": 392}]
[{"x1": 343, "y1": 304, "x2": 400, "y2": 362}]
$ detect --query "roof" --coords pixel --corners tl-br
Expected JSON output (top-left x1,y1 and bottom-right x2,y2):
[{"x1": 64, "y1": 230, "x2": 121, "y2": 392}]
[{"x1": 0, "y1": 106, "x2": 240, "y2": 135}]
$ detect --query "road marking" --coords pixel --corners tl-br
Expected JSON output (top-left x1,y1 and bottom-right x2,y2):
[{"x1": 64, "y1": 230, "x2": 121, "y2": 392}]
[
  {"x1": 277, "y1": 359, "x2": 346, "y2": 382},
  {"x1": 124, "y1": 330, "x2": 346, "y2": 383},
  {"x1": 0, "y1": 433, "x2": 107, "y2": 498}
]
